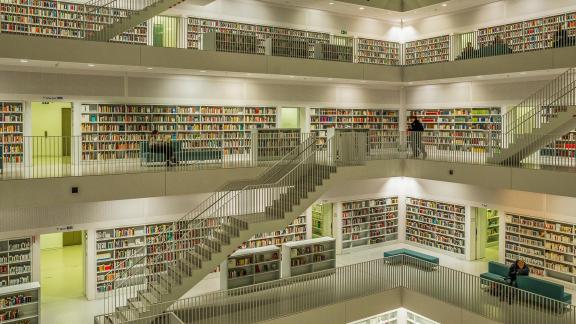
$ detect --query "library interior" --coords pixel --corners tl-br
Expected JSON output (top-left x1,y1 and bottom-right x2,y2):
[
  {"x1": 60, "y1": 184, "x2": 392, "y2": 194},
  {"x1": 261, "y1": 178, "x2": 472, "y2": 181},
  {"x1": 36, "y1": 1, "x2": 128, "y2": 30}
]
[{"x1": 1, "y1": 0, "x2": 576, "y2": 323}]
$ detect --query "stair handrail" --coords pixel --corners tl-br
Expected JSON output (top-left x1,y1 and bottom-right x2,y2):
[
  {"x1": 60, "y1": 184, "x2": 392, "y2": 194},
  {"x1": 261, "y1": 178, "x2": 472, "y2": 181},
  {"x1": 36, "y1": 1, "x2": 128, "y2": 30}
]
[
  {"x1": 103, "y1": 134, "x2": 322, "y2": 313},
  {"x1": 502, "y1": 67, "x2": 576, "y2": 148}
]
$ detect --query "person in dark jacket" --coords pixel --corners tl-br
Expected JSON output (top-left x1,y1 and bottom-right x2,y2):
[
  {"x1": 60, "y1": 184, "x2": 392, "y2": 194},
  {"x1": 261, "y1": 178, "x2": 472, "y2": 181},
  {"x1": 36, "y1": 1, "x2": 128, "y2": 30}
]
[
  {"x1": 508, "y1": 259, "x2": 529, "y2": 287},
  {"x1": 553, "y1": 25, "x2": 574, "y2": 48},
  {"x1": 409, "y1": 116, "x2": 427, "y2": 159}
]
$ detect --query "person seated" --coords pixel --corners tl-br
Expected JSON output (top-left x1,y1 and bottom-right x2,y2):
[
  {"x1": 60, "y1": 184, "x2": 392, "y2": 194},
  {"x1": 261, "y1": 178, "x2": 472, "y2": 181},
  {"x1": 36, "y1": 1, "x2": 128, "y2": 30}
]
[
  {"x1": 508, "y1": 259, "x2": 529, "y2": 287},
  {"x1": 492, "y1": 35, "x2": 512, "y2": 56},
  {"x1": 149, "y1": 130, "x2": 175, "y2": 165},
  {"x1": 457, "y1": 41, "x2": 476, "y2": 60}
]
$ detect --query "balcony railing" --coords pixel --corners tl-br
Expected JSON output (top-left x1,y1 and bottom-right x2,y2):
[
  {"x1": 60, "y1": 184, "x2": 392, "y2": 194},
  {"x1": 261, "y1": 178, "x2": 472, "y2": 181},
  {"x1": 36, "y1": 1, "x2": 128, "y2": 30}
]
[
  {"x1": 93, "y1": 255, "x2": 576, "y2": 324},
  {"x1": 0, "y1": 131, "x2": 574, "y2": 181},
  {"x1": 1, "y1": 3, "x2": 575, "y2": 67}
]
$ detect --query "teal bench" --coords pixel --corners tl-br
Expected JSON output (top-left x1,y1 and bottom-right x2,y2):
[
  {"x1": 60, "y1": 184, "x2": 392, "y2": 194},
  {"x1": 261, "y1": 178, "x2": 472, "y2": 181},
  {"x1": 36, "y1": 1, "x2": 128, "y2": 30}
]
[
  {"x1": 517, "y1": 276, "x2": 572, "y2": 304},
  {"x1": 384, "y1": 249, "x2": 439, "y2": 269},
  {"x1": 480, "y1": 261, "x2": 509, "y2": 285}
]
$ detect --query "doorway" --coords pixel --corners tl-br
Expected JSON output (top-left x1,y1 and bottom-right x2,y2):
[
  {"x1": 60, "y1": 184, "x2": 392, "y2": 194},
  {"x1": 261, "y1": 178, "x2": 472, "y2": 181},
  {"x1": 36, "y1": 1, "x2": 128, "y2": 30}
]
[
  {"x1": 279, "y1": 107, "x2": 301, "y2": 129},
  {"x1": 40, "y1": 231, "x2": 86, "y2": 302},
  {"x1": 472, "y1": 207, "x2": 500, "y2": 262},
  {"x1": 31, "y1": 102, "x2": 73, "y2": 175},
  {"x1": 312, "y1": 202, "x2": 333, "y2": 238}
]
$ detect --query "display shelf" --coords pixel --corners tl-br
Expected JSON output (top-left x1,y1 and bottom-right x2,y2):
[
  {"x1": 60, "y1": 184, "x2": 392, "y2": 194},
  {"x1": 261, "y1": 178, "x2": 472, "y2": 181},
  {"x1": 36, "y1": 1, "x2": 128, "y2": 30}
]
[
  {"x1": 81, "y1": 104, "x2": 277, "y2": 161},
  {"x1": 355, "y1": 38, "x2": 401, "y2": 66},
  {"x1": 405, "y1": 197, "x2": 466, "y2": 255},
  {"x1": 241, "y1": 215, "x2": 307, "y2": 249},
  {"x1": 486, "y1": 209, "x2": 499, "y2": 246},
  {"x1": 0, "y1": 238, "x2": 32, "y2": 288},
  {"x1": 0, "y1": 282, "x2": 40, "y2": 324},
  {"x1": 404, "y1": 35, "x2": 450, "y2": 65},
  {"x1": 95, "y1": 220, "x2": 214, "y2": 294},
  {"x1": 220, "y1": 245, "x2": 280, "y2": 290},
  {"x1": 341, "y1": 197, "x2": 399, "y2": 250},
  {"x1": 0, "y1": 0, "x2": 148, "y2": 45},
  {"x1": 281, "y1": 237, "x2": 336, "y2": 278},
  {"x1": 407, "y1": 108, "x2": 502, "y2": 153},
  {"x1": 187, "y1": 17, "x2": 330, "y2": 58},
  {"x1": 0, "y1": 102, "x2": 23, "y2": 164},
  {"x1": 505, "y1": 213, "x2": 576, "y2": 283},
  {"x1": 309, "y1": 108, "x2": 399, "y2": 147},
  {"x1": 251, "y1": 128, "x2": 300, "y2": 161}
]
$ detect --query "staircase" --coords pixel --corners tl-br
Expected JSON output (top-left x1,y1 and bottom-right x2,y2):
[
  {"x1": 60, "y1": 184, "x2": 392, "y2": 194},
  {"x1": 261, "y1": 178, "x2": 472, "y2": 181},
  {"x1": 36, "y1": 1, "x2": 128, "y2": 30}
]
[
  {"x1": 489, "y1": 67, "x2": 576, "y2": 165},
  {"x1": 99, "y1": 133, "x2": 367, "y2": 323},
  {"x1": 84, "y1": 0, "x2": 187, "y2": 42}
]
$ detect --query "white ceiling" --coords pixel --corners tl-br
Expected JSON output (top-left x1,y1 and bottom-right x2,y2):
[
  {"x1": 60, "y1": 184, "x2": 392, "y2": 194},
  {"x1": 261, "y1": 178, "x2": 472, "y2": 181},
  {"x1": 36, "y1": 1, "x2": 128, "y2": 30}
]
[{"x1": 257, "y1": 0, "x2": 502, "y2": 22}]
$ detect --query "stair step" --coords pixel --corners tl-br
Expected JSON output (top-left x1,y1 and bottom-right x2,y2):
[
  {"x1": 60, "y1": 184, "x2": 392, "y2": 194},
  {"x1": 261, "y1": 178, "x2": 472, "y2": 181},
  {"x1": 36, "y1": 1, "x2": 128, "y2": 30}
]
[
  {"x1": 194, "y1": 243, "x2": 214, "y2": 259},
  {"x1": 127, "y1": 297, "x2": 149, "y2": 312},
  {"x1": 139, "y1": 291, "x2": 159, "y2": 305},
  {"x1": 150, "y1": 282, "x2": 171, "y2": 296},
  {"x1": 212, "y1": 230, "x2": 231, "y2": 244},
  {"x1": 117, "y1": 305, "x2": 139, "y2": 322},
  {"x1": 105, "y1": 313, "x2": 124, "y2": 324}
]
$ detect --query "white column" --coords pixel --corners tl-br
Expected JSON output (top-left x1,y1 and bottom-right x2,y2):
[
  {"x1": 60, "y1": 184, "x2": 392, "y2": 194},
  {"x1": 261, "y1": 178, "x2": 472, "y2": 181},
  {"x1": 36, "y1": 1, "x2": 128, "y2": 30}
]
[
  {"x1": 397, "y1": 194, "x2": 406, "y2": 243},
  {"x1": 179, "y1": 16, "x2": 188, "y2": 49},
  {"x1": 333, "y1": 202, "x2": 343, "y2": 255},
  {"x1": 85, "y1": 229, "x2": 96, "y2": 300}
]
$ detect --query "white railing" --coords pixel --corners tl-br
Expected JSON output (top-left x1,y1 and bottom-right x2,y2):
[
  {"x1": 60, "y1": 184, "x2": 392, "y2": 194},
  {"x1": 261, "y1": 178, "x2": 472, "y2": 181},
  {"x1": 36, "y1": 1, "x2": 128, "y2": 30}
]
[{"x1": 94, "y1": 255, "x2": 576, "y2": 324}]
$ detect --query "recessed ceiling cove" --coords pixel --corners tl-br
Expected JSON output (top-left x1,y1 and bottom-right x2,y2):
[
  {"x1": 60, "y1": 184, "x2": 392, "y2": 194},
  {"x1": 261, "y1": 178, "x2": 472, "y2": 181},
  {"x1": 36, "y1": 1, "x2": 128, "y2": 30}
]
[{"x1": 334, "y1": 0, "x2": 448, "y2": 12}]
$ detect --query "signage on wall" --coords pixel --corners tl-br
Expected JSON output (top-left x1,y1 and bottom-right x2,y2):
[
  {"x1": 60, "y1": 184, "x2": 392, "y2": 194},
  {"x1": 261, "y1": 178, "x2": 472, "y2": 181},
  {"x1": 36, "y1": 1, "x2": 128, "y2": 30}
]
[
  {"x1": 56, "y1": 225, "x2": 74, "y2": 232},
  {"x1": 42, "y1": 96, "x2": 65, "y2": 101}
]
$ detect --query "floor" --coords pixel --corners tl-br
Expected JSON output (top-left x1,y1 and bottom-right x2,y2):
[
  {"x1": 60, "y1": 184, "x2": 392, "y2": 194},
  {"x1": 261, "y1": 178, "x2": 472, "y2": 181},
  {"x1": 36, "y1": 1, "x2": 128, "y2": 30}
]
[{"x1": 40, "y1": 242, "x2": 576, "y2": 323}]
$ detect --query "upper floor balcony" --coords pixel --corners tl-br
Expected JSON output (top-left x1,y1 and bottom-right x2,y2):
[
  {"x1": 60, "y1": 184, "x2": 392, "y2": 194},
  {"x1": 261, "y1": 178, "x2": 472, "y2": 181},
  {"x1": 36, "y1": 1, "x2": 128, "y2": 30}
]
[{"x1": 1, "y1": 1, "x2": 576, "y2": 82}]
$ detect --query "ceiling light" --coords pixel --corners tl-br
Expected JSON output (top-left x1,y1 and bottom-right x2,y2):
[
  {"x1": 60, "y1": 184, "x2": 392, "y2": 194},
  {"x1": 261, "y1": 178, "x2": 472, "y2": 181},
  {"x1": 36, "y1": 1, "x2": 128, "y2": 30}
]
[
  {"x1": 359, "y1": 7, "x2": 365, "y2": 10},
  {"x1": 200, "y1": 70, "x2": 207, "y2": 73},
  {"x1": 20, "y1": 59, "x2": 28, "y2": 63},
  {"x1": 290, "y1": 76, "x2": 295, "y2": 78},
  {"x1": 147, "y1": 67, "x2": 153, "y2": 70},
  {"x1": 88, "y1": 64, "x2": 95, "y2": 67},
  {"x1": 329, "y1": 2, "x2": 334, "y2": 4},
  {"x1": 442, "y1": 3, "x2": 447, "y2": 7}
]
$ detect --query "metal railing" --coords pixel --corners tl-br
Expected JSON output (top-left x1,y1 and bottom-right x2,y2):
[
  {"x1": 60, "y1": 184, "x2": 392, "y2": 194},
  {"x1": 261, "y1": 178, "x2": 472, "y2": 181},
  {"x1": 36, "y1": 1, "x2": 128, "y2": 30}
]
[
  {"x1": 94, "y1": 255, "x2": 576, "y2": 324},
  {"x1": 2, "y1": 3, "x2": 576, "y2": 66},
  {"x1": 501, "y1": 68, "x2": 576, "y2": 150},
  {"x1": 100, "y1": 132, "x2": 367, "y2": 317}
]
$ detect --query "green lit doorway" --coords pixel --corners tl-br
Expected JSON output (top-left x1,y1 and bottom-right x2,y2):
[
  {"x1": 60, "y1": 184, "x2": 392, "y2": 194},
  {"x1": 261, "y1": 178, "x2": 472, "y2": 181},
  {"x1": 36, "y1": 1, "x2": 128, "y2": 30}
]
[
  {"x1": 279, "y1": 107, "x2": 301, "y2": 129},
  {"x1": 312, "y1": 202, "x2": 334, "y2": 238},
  {"x1": 472, "y1": 207, "x2": 500, "y2": 262}
]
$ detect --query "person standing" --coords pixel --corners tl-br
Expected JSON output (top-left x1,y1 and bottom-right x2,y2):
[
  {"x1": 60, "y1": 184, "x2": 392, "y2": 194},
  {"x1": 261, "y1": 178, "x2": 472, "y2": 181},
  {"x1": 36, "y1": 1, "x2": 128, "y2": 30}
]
[{"x1": 409, "y1": 116, "x2": 427, "y2": 159}]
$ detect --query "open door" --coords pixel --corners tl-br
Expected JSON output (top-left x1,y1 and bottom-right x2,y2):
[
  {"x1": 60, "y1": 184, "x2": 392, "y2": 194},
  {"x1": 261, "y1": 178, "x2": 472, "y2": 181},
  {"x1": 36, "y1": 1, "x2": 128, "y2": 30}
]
[
  {"x1": 31, "y1": 102, "x2": 72, "y2": 176},
  {"x1": 471, "y1": 207, "x2": 499, "y2": 262}
]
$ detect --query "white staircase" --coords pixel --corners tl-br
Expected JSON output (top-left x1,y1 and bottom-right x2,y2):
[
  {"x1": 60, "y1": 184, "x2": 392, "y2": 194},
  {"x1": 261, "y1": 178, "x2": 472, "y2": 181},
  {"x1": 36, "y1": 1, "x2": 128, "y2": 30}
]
[
  {"x1": 489, "y1": 68, "x2": 576, "y2": 165},
  {"x1": 85, "y1": 0, "x2": 188, "y2": 42},
  {"x1": 99, "y1": 133, "x2": 367, "y2": 323}
]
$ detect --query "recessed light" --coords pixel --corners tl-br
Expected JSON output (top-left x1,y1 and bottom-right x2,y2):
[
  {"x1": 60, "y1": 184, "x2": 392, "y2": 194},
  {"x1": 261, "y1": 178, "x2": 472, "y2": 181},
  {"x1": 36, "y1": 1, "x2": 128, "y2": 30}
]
[
  {"x1": 147, "y1": 67, "x2": 153, "y2": 70},
  {"x1": 442, "y1": 3, "x2": 447, "y2": 7},
  {"x1": 20, "y1": 59, "x2": 28, "y2": 63},
  {"x1": 290, "y1": 76, "x2": 295, "y2": 78},
  {"x1": 329, "y1": 2, "x2": 334, "y2": 5},
  {"x1": 88, "y1": 64, "x2": 96, "y2": 67},
  {"x1": 359, "y1": 7, "x2": 365, "y2": 10},
  {"x1": 200, "y1": 70, "x2": 207, "y2": 73}
]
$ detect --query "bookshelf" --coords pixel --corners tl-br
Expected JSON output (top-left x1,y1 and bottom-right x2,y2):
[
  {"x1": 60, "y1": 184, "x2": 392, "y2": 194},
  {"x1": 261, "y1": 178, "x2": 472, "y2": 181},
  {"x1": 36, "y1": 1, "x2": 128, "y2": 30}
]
[
  {"x1": 541, "y1": 131, "x2": 576, "y2": 158},
  {"x1": 95, "y1": 220, "x2": 216, "y2": 294},
  {"x1": 341, "y1": 197, "x2": 399, "y2": 250},
  {"x1": 281, "y1": 237, "x2": 336, "y2": 278},
  {"x1": 0, "y1": 282, "x2": 40, "y2": 324},
  {"x1": 241, "y1": 215, "x2": 307, "y2": 249},
  {"x1": 0, "y1": 238, "x2": 32, "y2": 288},
  {"x1": 404, "y1": 35, "x2": 450, "y2": 65},
  {"x1": 80, "y1": 104, "x2": 277, "y2": 161},
  {"x1": 405, "y1": 197, "x2": 466, "y2": 256},
  {"x1": 0, "y1": 0, "x2": 148, "y2": 45},
  {"x1": 264, "y1": 38, "x2": 309, "y2": 58},
  {"x1": 309, "y1": 108, "x2": 399, "y2": 148},
  {"x1": 187, "y1": 17, "x2": 330, "y2": 58},
  {"x1": 220, "y1": 245, "x2": 280, "y2": 290},
  {"x1": 407, "y1": 108, "x2": 502, "y2": 153},
  {"x1": 486, "y1": 209, "x2": 499, "y2": 247},
  {"x1": 251, "y1": 128, "x2": 301, "y2": 162},
  {"x1": 505, "y1": 213, "x2": 576, "y2": 284},
  {"x1": 201, "y1": 32, "x2": 258, "y2": 54},
  {"x1": 355, "y1": 38, "x2": 401, "y2": 66},
  {"x1": 314, "y1": 43, "x2": 353, "y2": 62},
  {"x1": 0, "y1": 102, "x2": 23, "y2": 164},
  {"x1": 478, "y1": 14, "x2": 567, "y2": 52}
]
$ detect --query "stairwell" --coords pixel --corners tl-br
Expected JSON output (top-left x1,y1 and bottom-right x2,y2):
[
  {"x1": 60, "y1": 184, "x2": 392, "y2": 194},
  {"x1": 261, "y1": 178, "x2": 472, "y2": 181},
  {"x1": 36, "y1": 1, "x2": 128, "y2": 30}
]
[
  {"x1": 85, "y1": 0, "x2": 189, "y2": 42},
  {"x1": 488, "y1": 68, "x2": 576, "y2": 165},
  {"x1": 99, "y1": 133, "x2": 367, "y2": 323}
]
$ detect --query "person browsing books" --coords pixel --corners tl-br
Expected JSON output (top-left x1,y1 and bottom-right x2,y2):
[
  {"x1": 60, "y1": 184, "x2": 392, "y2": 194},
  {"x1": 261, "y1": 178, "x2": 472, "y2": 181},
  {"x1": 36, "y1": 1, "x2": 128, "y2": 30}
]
[{"x1": 408, "y1": 116, "x2": 427, "y2": 159}]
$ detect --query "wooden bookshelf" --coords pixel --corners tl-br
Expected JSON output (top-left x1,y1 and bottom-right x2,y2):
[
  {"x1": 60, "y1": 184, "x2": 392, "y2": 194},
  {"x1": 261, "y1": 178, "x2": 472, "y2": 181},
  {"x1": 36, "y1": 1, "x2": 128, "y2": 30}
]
[
  {"x1": 251, "y1": 128, "x2": 301, "y2": 161},
  {"x1": 187, "y1": 17, "x2": 330, "y2": 58},
  {"x1": 281, "y1": 237, "x2": 336, "y2": 278},
  {"x1": 407, "y1": 108, "x2": 502, "y2": 153},
  {"x1": 0, "y1": 102, "x2": 23, "y2": 164},
  {"x1": 0, "y1": 238, "x2": 32, "y2": 288},
  {"x1": 404, "y1": 35, "x2": 450, "y2": 65},
  {"x1": 220, "y1": 245, "x2": 280, "y2": 290},
  {"x1": 0, "y1": 282, "x2": 40, "y2": 324},
  {"x1": 95, "y1": 220, "x2": 217, "y2": 294},
  {"x1": 309, "y1": 108, "x2": 399, "y2": 148},
  {"x1": 505, "y1": 213, "x2": 576, "y2": 283},
  {"x1": 405, "y1": 197, "x2": 466, "y2": 256},
  {"x1": 241, "y1": 215, "x2": 307, "y2": 249},
  {"x1": 0, "y1": 0, "x2": 148, "y2": 45},
  {"x1": 341, "y1": 197, "x2": 399, "y2": 250},
  {"x1": 80, "y1": 104, "x2": 277, "y2": 161},
  {"x1": 355, "y1": 38, "x2": 401, "y2": 66}
]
